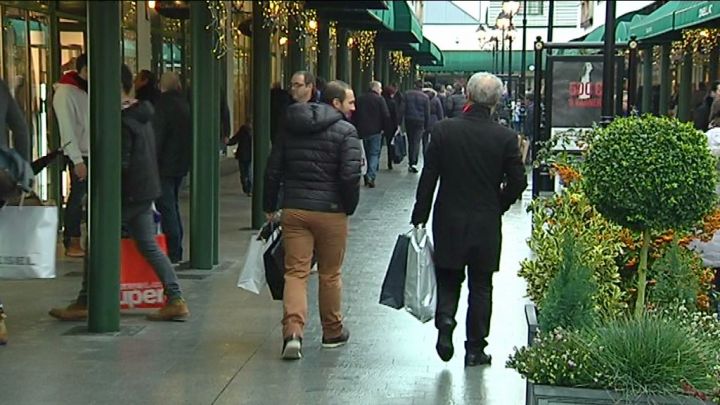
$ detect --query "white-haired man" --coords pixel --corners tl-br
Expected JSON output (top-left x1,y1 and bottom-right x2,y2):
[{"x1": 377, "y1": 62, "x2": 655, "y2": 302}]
[{"x1": 411, "y1": 72, "x2": 527, "y2": 367}]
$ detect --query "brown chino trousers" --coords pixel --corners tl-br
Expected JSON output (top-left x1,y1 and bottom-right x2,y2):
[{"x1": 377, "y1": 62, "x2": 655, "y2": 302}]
[{"x1": 281, "y1": 208, "x2": 348, "y2": 339}]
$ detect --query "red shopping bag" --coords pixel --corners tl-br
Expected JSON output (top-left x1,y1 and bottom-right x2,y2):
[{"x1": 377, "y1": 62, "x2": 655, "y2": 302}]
[{"x1": 120, "y1": 235, "x2": 168, "y2": 309}]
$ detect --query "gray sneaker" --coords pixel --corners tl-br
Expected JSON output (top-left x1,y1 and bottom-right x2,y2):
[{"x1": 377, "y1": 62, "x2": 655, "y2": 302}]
[{"x1": 282, "y1": 334, "x2": 303, "y2": 360}]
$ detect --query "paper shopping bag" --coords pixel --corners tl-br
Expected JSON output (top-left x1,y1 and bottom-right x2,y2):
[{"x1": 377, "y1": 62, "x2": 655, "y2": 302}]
[
  {"x1": 0, "y1": 206, "x2": 58, "y2": 279},
  {"x1": 237, "y1": 223, "x2": 279, "y2": 294},
  {"x1": 120, "y1": 234, "x2": 168, "y2": 309}
]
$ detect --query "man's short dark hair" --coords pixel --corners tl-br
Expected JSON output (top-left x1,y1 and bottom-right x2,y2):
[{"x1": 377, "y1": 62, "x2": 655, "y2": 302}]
[
  {"x1": 121, "y1": 64, "x2": 133, "y2": 94},
  {"x1": 294, "y1": 70, "x2": 316, "y2": 87},
  {"x1": 322, "y1": 80, "x2": 350, "y2": 105},
  {"x1": 138, "y1": 69, "x2": 156, "y2": 86},
  {"x1": 711, "y1": 80, "x2": 720, "y2": 94},
  {"x1": 76, "y1": 53, "x2": 87, "y2": 72}
]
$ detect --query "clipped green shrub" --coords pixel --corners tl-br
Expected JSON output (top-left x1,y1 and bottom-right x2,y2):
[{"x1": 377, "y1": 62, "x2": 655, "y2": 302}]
[
  {"x1": 520, "y1": 182, "x2": 626, "y2": 318},
  {"x1": 648, "y1": 242, "x2": 702, "y2": 310},
  {"x1": 538, "y1": 232, "x2": 597, "y2": 332},
  {"x1": 583, "y1": 115, "x2": 718, "y2": 316}
]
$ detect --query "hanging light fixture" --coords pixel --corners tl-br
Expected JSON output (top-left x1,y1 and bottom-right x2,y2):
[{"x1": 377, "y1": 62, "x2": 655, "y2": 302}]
[
  {"x1": 502, "y1": 1, "x2": 521, "y2": 17},
  {"x1": 496, "y1": 12, "x2": 511, "y2": 30}
]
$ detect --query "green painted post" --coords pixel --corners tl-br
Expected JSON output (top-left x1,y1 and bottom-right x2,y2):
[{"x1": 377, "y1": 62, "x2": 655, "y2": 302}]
[
  {"x1": 659, "y1": 44, "x2": 671, "y2": 116},
  {"x1": 710, "y1": 46, "x2": 719, "y2": 84},
  {"x1": 252, "y1": 1, "x2": 271, "y2": 230},
  {"x1": 678, "y1": 47, "x2": 693, "y2": 122},
  {"x1": 212, "y1": 55, "x2": 220, "y2": 266},
  {"x1": 289, "y1": 17, "x2": 304, "y2": 73},
  {"x1": 87, "y1": 1, "x2": 121, "y2": 333},
  {"x1": 352, "y1": 47, "x2": 362, "y2": 95},
  {"x1": 337, "y1": 28, "x2": 349, "y2": 82},
  {"x1": 382, "y1": 49, "x2": 391, "y2": 86},
  {"x1": 374, "y1": 43, "x2": 383, "y2": 81},
  {"x1": 317, "y1": 17, "x2": 331, "y2": 80},
  {"x1": 48, "y1": 12, "x2": 63, "y2": 216},
  {"x1": 190, "y1": 1, "x2": 214, "y2": 269},
  {"x1": 641, "y1": 47, "x2": 653, "y2": 114}
]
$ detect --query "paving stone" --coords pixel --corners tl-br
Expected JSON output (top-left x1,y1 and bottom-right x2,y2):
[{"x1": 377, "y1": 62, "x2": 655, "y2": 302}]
[{"x1": 0, "y1": 158, "x2": 532, "y2": 404}]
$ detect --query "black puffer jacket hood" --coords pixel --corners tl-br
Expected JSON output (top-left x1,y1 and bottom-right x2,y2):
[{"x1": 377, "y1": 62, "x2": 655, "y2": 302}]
[
  {"x1": 122, "y1": 101, "x2": 162, "y2": 204},
  {"x1": 264, "y1": 102, "x2": 362, "y2": 215},
  {"x1": 285, "y1": 102, "x2": 344, "y2": 135}
]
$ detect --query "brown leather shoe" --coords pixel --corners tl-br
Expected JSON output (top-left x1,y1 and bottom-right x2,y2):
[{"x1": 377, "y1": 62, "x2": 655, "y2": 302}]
[
  {"x1": 49, "y1": 302, "x2": 88, "y2": 321},
  {"x1": 0, "y1": 311, "x2": 7, "y2": 345},
  {"x1": 65, "y1": 238, "x2": 85, "y2": 258},
  {"x1": 146, "y1": 298, "x2": 190, "y2": 321}
]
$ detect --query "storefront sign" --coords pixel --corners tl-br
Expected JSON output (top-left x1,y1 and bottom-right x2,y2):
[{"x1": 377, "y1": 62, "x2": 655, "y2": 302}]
[{"x1": 549, "y1": 58, "x2": 604, "y2": 129}]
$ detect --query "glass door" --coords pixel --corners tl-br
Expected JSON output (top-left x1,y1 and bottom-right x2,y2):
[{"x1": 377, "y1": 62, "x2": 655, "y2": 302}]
[{"x1": 29, "y1": 11, "x2": 50, "y2": 199}]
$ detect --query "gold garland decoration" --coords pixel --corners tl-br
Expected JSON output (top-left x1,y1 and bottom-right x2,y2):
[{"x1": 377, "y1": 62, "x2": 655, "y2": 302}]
[
  {"x1": 122, "y1": 1, "x2": 137, "y2": 30},
  {"x1": 350, "y1": 30, "x2": 376, "y2": 71},
  {"x1": 390, "y1": 51, "x2": 412, "y2": 78},
  {"x1": 262, "y1": 1, "x2": 315, "y2": 41},
  {"x1": 682, "y1": 28, "x2": 720, "y2": 54},
  {"x1": 206, "y1": 0, "x2": 228, "y2": 59}
]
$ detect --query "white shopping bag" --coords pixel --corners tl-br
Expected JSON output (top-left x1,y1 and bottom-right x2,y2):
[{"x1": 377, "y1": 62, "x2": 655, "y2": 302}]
[
  {"x1": 404, "y1": 227, "x2": 437, "y2": 323},
  {"x1": 0, "y1": 206, "x2": 58, "y2": 279},
  {"x1": 360, "y1": 141, "x2": 368, "y2": 176},
  {"x1": 237, "y1": 223, "x2": 279, "y2": 294}
]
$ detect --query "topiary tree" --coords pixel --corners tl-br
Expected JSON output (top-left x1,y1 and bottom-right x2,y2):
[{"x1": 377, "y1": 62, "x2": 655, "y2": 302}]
[{"x1": 583, "y1": 115, "x2": 717, "y2": 317}]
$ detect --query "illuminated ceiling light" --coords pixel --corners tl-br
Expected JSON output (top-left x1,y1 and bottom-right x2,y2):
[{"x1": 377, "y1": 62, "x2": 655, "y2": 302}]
[{"x1": 148, "y1": 0, "x2": 156, "y2": 9}]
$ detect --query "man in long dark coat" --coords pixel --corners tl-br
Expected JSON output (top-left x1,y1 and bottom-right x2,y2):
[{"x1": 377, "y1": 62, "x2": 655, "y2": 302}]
[{"x1": 411, "y1": 72, "x2": 527, "y2": 367}]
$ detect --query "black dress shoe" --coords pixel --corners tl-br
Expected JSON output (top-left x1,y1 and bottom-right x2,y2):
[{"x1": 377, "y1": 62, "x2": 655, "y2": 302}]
[
  {"x1": 464, "y1": 351, "x2": 492, "y2": 367},
  {"x1": 436, "y1": 328, "x2": 454, "y2": 362},
  {"x1": 368, "y1": 180, "x2": 376, "y2": 188}
]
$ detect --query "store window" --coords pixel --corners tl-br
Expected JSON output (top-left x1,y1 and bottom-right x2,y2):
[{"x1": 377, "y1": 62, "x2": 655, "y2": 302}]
[
  {"x1": 524, "y1": 1, "x2": 544, "y2": 15},
  {"x1": 122, "y1": 1, "x2": 138, "y2": 73}
]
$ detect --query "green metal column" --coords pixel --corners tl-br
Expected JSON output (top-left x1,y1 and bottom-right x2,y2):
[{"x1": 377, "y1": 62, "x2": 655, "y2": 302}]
[
  {"x1": 317, "y1": 17, "x2": 331, "y2": 80},
  {"x1": 289, "y1": 17, "x2": 304, "y2": 74},
  {"x1": 382, "y1": 49, "x2": 391, "y2": 86},
  {"x1": 150, "y1": 12, "x2": 163, "y2": 74},
  {"x1": 659, "y1": 44, "x2": 671, "y2": 116},
  {"x1": 710, "y1": 46, "x2": 719, "y2": 84},
  {"x1": 87, "y1": 1, "x2": 122, "y2": 333},
  {"x1": 678, "y1": 47, "x2": 693, "y2": 122},
  {"x1": 641, "y1": 47, "x2": 653, "y2": 114},
  {"x1": 190, "y1": 1, "x2": 215, "y2": 269},
  {"x1": 374, "y1": 43, "x2": 383, "y2": 81},
  {"x1": 212, "y1": 55, "x2": 220, "y2": 266},
  {"x1": 49, "y1": 11, "x2": 62, "y2": 216},
  {"x1": 337, "y1": 28, "x2": 349, "y2": 82},
  {"x1": 362, "y1": 64, "x2": 373, "y2": 91},
  {"x1": 352, "y1": 47, "x2": 362, "y2": 94},
  {"x1": 252, "y1": 1, "x2": 271, "y2": 229}
]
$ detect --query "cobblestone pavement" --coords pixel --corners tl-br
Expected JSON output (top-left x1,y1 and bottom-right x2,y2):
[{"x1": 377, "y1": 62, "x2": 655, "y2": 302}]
[{"x1": 0, "y1": 158, "x2": 532, "y2": 405}]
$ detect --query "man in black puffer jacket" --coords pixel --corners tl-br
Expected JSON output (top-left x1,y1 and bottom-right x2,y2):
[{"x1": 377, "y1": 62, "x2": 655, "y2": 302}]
[{"x1": 264, "y1": 80, "x2": 362, "y2": 361}]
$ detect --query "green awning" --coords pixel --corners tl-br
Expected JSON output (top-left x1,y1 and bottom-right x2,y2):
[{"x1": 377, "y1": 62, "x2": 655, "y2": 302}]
[
  {"x1": 583, "y1": 15, "x2": 641, "y2": 43},
  {"x1": 414, "y1": 36, "x2": 443, "y2": 66},
  {"x1": 674, "y1": 1, "x2": 720, "y2": 30},
  {"x1": 311, "y1": 1, "x2": 391, "y2": 31},
  {"x1": 421, "y1": 51, "x2": 536, "y2": 73},
  {"x1": 629, "y1": 1, "x2": 686, "y2": 40},
  {"x1": 376, "y1": 1, "x2": 423, "y2": 44}
]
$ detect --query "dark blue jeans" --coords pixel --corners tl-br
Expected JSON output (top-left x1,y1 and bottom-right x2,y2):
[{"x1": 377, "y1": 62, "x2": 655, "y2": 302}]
[
  {"x1": 238, "y1": 160, "x2": 252, "y2": 194},
  {"x1": 77, "y1": 201, "x2": 183, "y2": 304},
  {"x1": 363, "y1": 133, "x2": 383, "y2": 182},
  {"x1": 155, "y1": 176, "x2": 185, "y2": 263},
  {"x1": 63, "y1": 158, "x2": 88, "y2": 246}
]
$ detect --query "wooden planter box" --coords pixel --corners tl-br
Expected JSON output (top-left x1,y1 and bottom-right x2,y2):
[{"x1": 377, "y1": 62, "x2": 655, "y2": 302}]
[{"x1": 523, "y1": 305, "x2": 713, "y2": 405}]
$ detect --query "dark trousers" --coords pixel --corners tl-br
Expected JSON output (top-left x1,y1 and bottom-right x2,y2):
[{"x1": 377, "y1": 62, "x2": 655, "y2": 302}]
[
  {"x1": 405, "y1": 120, "x2": 425, "y2": 166},
  {"x1": 435, "y1": 265, "x2": 494, "y2": 353},
  {"x1": 156, "y1": 176, "x2": 185, "y2": 263},
  {"x1": 63, "y1": 158, "x2": 88, "y2": 246},
  {"x1": 422, "y1": 129, "x2": 431, "y2": 157},
  {"x1": 77, "y1": 201, "x2": 183, "y2": 304},
  {"x1": 383, "y1": 131, "x2": 396, "y2": 168},
  {"x1": 238, "y1": 160, "x2": 252, "y2": 194}
]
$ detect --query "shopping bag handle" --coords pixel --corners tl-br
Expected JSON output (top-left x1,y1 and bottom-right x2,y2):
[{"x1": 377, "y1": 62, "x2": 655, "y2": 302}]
[{"x1": 410, "y1": 227, "x2": 428, "y2": 250}]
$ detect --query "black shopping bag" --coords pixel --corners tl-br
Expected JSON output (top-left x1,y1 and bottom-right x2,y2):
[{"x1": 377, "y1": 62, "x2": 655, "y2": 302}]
[
  {"x1": 264, "y1": 230, "x2": 285, "y2": 300},
  {"x1": 392, "y1": 131, "x2": 407, "y2": 164},
  {"x1": 379, "y1": 233, "x2": 411, "y2": 309}
]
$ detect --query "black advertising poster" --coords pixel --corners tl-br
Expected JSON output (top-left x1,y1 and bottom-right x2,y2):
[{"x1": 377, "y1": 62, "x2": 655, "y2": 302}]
[{"x1": 550, "y1": 58, "x2": 604, "y2": 129}]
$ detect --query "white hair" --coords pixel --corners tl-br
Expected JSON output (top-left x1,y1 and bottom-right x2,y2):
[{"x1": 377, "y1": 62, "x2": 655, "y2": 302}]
[
  {"x1": 369, "y1": 81, "x2": 382, "y2": 93},
  {"x1": 466, "y1": 72, "x2": 503, "y2": 107}
]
